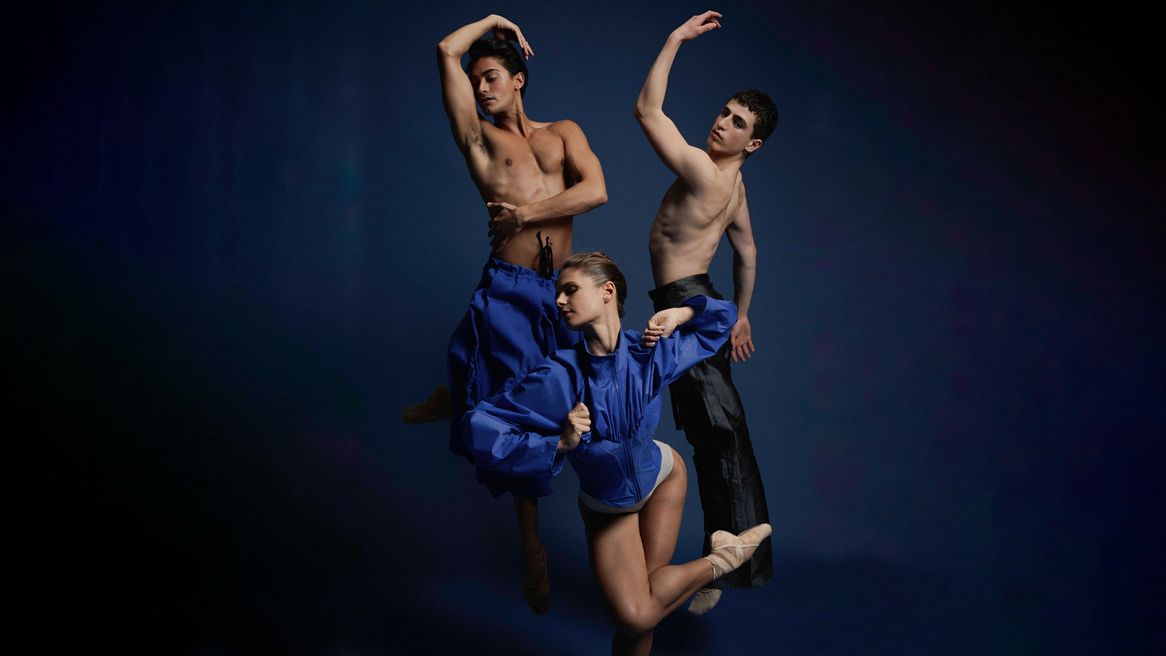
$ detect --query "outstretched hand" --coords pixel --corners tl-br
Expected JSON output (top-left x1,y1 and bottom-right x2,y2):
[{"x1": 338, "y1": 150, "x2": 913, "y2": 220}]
[
  {"x1": 487, "y1": 201, "x2": 522, "y2": 251},
  {"x1": 643, "y1": 307, "x2": 696, "y2": 347},
  {"x1": 672, "y1": 10, "x2": 722, "y2": 42},
  {"x1": 490, "y1": 14, "x2": 534, "y2": 58},
  {"x1": 730, "y1": 316, "x2": 755, "y2": 363},
  {"x1": 559, "y1": 402, "x2": 590, "y2": 453}
]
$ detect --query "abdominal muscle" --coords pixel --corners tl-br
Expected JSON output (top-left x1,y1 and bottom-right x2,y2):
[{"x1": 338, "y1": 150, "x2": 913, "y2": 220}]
[{"x1": 496, "y1": 216, "x2": 574, "y2": 271}]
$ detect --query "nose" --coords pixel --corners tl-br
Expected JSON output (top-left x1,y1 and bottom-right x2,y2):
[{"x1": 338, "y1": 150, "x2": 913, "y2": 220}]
[{"x1": 556, "y1": 292, "x2": 567, "y2": 308}]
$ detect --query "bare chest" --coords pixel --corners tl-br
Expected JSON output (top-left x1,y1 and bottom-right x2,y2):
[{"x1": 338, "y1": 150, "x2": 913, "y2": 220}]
[
  {"x1": 654, "y1": 180, "x2": 739, "y2": 236},
  {"x1": 486, "y1": 129, "x2": 566, "y2": 180}
]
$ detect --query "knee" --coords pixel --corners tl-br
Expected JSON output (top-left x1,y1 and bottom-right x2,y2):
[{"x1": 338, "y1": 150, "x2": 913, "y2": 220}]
[{"x1": 613, "y1": 602, "x2": 659, "y2": 636}]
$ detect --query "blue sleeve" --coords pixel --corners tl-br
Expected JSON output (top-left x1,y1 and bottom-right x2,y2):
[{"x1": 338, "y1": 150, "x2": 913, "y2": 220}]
[
  {"x1": 462, "y1": 357, "x2": 580, "y2": 478},
  {"x1": 645, "y1": 295, "x2": 737, "y2": 393}
]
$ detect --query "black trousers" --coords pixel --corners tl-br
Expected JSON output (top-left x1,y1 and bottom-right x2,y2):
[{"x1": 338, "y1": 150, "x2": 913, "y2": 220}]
[{"x1": 650, "y1": 274, "x2": 773, "y2": 589}]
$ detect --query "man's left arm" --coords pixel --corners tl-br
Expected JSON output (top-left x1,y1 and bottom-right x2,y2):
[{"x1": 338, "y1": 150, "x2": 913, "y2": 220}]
[
  {"x1": 489, "y1": 121, "x2": 607, "y2": 236},
  {"x1": 726, "y1": 182, "x2": 757, "y2": 363}
]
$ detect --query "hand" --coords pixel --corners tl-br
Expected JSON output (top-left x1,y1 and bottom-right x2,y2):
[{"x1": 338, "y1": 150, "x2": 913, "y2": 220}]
[
  {"x1": 487, "y1": 201, "x2": 523, "y2": 251},
  {"x1": 490, "y1": 15, "x2": 534, "y2": 58},
  {"x1": 730, "y1": 316, "x2": 755, "y2": 363},
  {"x1": 559, "y1": 402, "x2": 590, "y2": 453},
  {"x1": 643, "y1": 307, "x2": 696, "y2": 347},
  {"x1": 671, "y1": 10, "x2": 722, "y2": 42}
]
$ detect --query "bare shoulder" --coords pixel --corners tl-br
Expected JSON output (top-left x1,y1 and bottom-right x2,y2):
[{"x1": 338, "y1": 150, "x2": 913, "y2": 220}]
[{"x1": 546, "y1": 118, "x2": 587, "y2": 139}]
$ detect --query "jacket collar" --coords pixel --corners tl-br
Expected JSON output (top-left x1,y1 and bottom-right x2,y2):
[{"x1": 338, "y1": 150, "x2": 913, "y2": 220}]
[{"x1": 581, "y1": 331, "x2": 628, "y2": 386}]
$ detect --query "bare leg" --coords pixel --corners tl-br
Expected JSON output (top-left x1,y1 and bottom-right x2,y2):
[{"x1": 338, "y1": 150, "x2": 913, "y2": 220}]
[
  {"x1": 581, "y1": 452, "x2": 716, "y2": 656},
  {"x1": 514, "y1": 495, "x2": 550, "y2": 614}
]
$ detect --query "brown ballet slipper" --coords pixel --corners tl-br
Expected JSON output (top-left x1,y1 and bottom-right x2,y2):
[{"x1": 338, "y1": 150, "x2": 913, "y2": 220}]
[
  {"x1": 704, "y1": 523, "x2": 772, "y2": 579},
  {"x1": 521, "y1": 545, "x2": 551, "y2": 615},
  {"x1": 401, "y1": 385, "x2": 452, "y2": 424}
]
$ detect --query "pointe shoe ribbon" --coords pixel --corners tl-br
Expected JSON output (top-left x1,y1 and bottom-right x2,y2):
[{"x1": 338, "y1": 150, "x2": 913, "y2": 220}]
[{"x1": 704, "y1": 523, "x2": 772, "y2": 579}]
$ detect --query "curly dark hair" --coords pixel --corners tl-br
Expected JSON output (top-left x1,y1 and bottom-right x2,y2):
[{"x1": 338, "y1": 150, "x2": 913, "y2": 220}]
[
  {"x1": 467, "y1": 39, "x2": 528, "y2": 97},
  {"x1": 729, "y1": 89, "x2": 778, "y2": 143}
]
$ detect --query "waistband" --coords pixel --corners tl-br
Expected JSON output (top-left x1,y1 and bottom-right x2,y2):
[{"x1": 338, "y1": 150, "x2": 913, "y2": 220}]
[
  {"x1": 482, "y1": 257, "x2": 561, "y2": 283},
  {"x1": 648, "y1": 273, "x2": 722, "y2": 311}
]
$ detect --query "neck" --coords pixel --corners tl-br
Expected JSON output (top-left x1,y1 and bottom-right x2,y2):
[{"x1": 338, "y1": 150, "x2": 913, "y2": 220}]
[
  {"x1": 491, "y1": 98, "x2": 533, "y2": 136},
  {"x1": 584, "y1": 312, "x2": 622, "y2": 356}
]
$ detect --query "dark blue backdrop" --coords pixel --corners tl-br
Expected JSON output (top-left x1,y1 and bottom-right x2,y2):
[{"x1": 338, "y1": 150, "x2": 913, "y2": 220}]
[{"x1": 7, "y1": 1, "x2": 1163, "y2": 653}]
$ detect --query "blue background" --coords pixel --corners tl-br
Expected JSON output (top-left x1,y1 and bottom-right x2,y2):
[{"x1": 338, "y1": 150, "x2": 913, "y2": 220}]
[{"x1": 6, "y1": 1, "x2": 1163, "y2": 653}]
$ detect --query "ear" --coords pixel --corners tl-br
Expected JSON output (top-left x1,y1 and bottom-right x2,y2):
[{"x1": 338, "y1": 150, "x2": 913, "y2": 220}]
[
  {"x1": 745, "y1": 138, "x2": 763, "y2": 154},
  {"x1": 602, "y1": 280, "x2": 616, "y2": 303},
  {"x1": 514, "y1": 71, "x2": 525, "y2": 93}
]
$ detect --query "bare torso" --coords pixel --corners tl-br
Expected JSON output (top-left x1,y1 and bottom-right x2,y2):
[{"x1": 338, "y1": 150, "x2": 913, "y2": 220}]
[
  {"x1": 469, "y1": 119, "x2": 575, "y2": 270},
  {"x1": 649, "y1": 169, "x2": 744, "y2": 285}
]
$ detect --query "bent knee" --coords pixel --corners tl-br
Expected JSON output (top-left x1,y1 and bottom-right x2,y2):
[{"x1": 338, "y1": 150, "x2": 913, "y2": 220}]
[{"x1": 613, "y1": 603, "x2": 660, "y2": 636}]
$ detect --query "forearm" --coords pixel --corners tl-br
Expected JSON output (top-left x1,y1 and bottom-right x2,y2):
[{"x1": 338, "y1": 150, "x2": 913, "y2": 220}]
[
  {"x1": 635, "y1": 34, "x2": 682, "y2": 118},
  {"x1": 516, "y1": 178, "x2": 607, "y2": 225},
  {"x1": 732, "y1": 247, "x2": 757, "y2": 317},
  {"x1": 437, "y1": 15, "x2": 496, "y2": 57}
]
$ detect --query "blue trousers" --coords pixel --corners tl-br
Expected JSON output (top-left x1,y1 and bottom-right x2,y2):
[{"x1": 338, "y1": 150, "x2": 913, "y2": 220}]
[{"x1": 449, "y1": 258, "x2": 580, "y2": 498}]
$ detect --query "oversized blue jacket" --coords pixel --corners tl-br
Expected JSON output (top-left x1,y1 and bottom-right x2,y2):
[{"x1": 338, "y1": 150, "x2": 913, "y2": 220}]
[{"x1": 463, "y1": 296, "x2": 735, "y2": 508}]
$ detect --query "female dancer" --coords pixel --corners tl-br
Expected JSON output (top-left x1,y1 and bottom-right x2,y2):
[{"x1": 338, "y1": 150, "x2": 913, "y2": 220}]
[{"x1": 463, "y1": 252, "x2": 770, "y2": 655}]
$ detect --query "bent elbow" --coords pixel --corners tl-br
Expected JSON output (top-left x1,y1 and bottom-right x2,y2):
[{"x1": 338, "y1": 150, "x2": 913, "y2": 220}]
[
  {"x1": 436, "y1": 40, "x2": 455, "y2": 58},
  {"x1": 594, "y1": 188, "x2": 609, "y2": 207}
]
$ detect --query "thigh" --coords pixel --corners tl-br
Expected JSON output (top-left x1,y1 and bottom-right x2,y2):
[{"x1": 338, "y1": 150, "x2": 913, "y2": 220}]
[
  {"x1": 580, "y1": 504, "x2": 651, "y2": 618},
  {"x1": 636, "y1": 449, "x2": 687, "y2": 574}
]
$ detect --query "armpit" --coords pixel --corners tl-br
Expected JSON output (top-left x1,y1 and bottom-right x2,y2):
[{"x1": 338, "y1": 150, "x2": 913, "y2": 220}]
[{"x1": 466, "y1": 124, "x2": 484, "y2": 150}]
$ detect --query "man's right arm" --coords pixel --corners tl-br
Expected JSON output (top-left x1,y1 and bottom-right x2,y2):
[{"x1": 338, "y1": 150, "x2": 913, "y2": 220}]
[
  {"x1": 634, "y1": 11, "x2": 722, "y2": 185},
  {"x1": 436, "y1": 15, "x2": 532, "y2": 152}
]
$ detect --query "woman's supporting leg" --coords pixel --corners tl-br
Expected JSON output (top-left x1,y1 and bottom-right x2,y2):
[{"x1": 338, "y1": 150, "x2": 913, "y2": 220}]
[{"x1": 582, "y1": 451, "x2": 717, "y2": 655}]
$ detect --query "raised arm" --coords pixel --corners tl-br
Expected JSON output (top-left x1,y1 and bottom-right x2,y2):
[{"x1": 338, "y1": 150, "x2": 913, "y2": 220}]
[
  {"x1": 436, "y1": 15, "x2": 533, "y2": 153},
  {"x1": 726, "y1": 182, "x2": 757, "y2": 362},
  {"x1": 634, "y1": 11, "x2": 722, "y2": 185}
]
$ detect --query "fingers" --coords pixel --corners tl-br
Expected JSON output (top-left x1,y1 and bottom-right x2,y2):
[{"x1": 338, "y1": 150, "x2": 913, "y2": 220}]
[
  {"x1": 570, "y1": 402, "x2": 590, "y2": 434},
  {"x1": 514, "y1": 28, "x2": 534, "y2": 58},
  {"x1": 730, "y1": 338, "x2": 755, "y2": 363}
]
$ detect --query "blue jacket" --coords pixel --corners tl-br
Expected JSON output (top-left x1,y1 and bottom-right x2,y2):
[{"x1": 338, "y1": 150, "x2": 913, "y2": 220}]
[{"x1": 463, "y1": 295, "x2": 735, "y2": 508}]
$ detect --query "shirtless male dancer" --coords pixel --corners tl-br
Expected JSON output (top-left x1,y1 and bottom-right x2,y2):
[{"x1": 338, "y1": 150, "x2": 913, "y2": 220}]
[
  {"x1": 635, "y1": 10, "x2": 776, "y2": 614},
  {"x1": 437, "y1": 14, "x2": 607, "y2": 614}
]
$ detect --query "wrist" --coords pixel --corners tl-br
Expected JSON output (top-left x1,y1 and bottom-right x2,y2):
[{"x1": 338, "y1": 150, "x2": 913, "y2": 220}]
[{"x1": 514, "y1": 205, "x2": 529, "y2": 227}]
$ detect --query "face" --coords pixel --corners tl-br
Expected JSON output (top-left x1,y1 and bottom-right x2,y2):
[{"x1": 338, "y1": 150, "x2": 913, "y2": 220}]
[
  {"x1": 469, "y1": 57, "x2": 523, "y2": 115},
  {"x1": 707, "y1": 99, "x2": 762, "y2": 156},
  {"x1": 556, "y1": 269, "x2": 614, "y2": 328}
]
